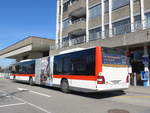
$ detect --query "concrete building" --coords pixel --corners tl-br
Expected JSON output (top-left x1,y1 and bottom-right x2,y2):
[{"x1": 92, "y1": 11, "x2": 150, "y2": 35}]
[
  {"x1": 55, "y1": 0, "x2": 150, "y2": 86},
  {"x1": 0, "y1": 36, "x2": 55, "y2": 61}
]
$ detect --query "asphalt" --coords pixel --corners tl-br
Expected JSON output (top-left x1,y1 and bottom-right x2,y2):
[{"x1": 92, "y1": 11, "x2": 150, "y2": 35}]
[
  {"x1": 0, "y1": 79, "x2": 150, "y2": 113},
  {"x1": 127, "y1": 86, "x2": 150, "y2": 95}
]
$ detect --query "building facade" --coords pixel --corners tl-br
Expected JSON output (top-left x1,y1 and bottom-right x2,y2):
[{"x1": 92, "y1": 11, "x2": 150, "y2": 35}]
[
  {"x1": 55, "y1": 0, "x2": 150, "y2": 86},
  {"x1": 56, "y1": 0, "x2": 150, "y2": 48},
  {"x1": 0, "y1": 36, "x2": 55, "y2": 61}
]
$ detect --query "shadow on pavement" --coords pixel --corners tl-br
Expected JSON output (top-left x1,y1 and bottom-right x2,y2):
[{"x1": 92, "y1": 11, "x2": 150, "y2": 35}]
[
  {"x1": 12, "y1": 80, "x2": 126, "y2": 99},
  {"x1": 70, "y1": 90, "x2": 126, "y2": 99}
]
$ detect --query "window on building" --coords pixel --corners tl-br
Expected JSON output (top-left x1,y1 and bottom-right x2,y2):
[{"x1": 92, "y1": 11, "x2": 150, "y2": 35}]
[
  {"x1": 134, "y1": 15, "x2": 142, "y2": 31},
  {"x1": 63, "y1": 19, "x2": 70, "y2": 28},
  {"x1": 89, "y1": 4, "x2": 101, "y2": 19},
  {"x1": 112, "y1": 0, "x2": 129, "y2": 10},
  {"x1": 113, "y1": 18, "x2": 131, "y2": 35},
  {"x1": 105, "y1": 0, "x2": 109, "y2": 13},
  {"x1": 89, "y1": 27, "x2": 101, "y2": 41},
  {"x1": 146, "y1": 12, "x2": 150, "y2": 28},
  {"x1": 62, "y1": 37, "x2": 69, "y2": 47},
  {"x1": 105, "y1": 25, "x2": 109, "y2": 37}
]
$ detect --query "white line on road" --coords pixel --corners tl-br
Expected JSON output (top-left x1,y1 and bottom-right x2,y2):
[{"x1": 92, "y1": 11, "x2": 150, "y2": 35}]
[
  {"x1": 0, "y1": 103, "x2": 25, "y2": 108},
  {"x1": 0, "y1": 89, "x2": 52, "y2": 113},
  {"x1": 17, "y1": 88, "x2": 28, "y2": 91},
  {"x1": 17, "y1": 87, "x2": 51, "y2": 98},
  {"x1": 29, "y1": 91, "x2": 51, "y2": 98},
  {"x1": 14, "y1": 96, "x2": 52, "y2": 113}
]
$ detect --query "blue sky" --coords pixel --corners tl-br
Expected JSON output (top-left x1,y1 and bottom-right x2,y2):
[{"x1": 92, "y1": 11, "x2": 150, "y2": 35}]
[{"x1": 0, "y1": 0, "x2": 56, "y2": 68}]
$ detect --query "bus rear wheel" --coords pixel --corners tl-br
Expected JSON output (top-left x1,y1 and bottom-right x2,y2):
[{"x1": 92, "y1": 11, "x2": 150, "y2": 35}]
[
  {"x1": 61, "y1": 79, "x2": 69, "y2": 93},
  {"x1": 29, "y1": 77, "x2": 34, "y2": 86}
]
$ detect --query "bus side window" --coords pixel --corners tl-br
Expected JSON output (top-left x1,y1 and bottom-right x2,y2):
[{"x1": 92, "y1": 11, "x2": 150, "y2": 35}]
[
  {"x1": 54, "y1": 56, "x2": 63, "y2": 75},
  {"x1": 86, "y1": 55, "x2": 95, "y2": 75}
]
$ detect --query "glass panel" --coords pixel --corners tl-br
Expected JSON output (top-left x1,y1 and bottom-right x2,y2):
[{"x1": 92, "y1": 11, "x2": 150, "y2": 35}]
[
  {"x1": 102, "y1": 47, "x2": 127, "y2": 65},
  {"x1": 134, "y1": 15, "x2": 142, "y2": 31},
  {"x1": 14, "y1": 61, "x2": 35, "y2": 74},
  {"x1": 54, "y1": 48, "x2": 95, "y2": 75},
  {"x1": 105, "y1": 0, "x2": 109, "y2": 13},
  {"x1": 63, "y1": 19, "x2": 70, "y2": 28},
  {"x1": 89, "y1": 4, "x2": 101, "y2": 19},
  {"x1": 89, "y1": 27, "x2": 101, "y2": 40},
  {"x1": 112, "y1": 0, "x2": 129, "y2": 10},
  {"x1": 113, "y1": 18, "x2": 131, "y2": 35},
  {"x1": 146, "y1": 12, "x2": 150, "y2": 28}
]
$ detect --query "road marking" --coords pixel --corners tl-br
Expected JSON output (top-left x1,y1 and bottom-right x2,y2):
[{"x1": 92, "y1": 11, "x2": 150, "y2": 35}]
[
  {"x1": 0, "y1": 103, "x2": 25, "y2": 108},
  {"x1": 26, "y1": 102, "x2": 51, "y2": 113},
  {"x1": 17, "y1": 88, "x2": 28, "y2": 91},
  {"x1": 0, "y1": 89, "x2": 52, "y2": 113},
  {"x1": 14, "y1": 96, "x2": 51, "y2": 113},
  {"x1": 29, "y1": 91, "x2": 51, "y2": 98},
  {"x1": 115, "y1": 95, "x2": 150, "y2": 98},
  {"x1": 17, "y1": 88, "x2": 51, "y2": 98}
]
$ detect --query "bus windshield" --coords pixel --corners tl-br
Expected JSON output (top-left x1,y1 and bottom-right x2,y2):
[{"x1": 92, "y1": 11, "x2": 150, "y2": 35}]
[{"x1": 102, "y1": 47, "x2": 127, "y2": 65}]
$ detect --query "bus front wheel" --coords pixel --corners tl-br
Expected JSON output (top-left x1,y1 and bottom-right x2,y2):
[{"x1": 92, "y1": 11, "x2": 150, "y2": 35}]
[{"x1": 61, "y1": 79, "x2": 69, "y2": 93}]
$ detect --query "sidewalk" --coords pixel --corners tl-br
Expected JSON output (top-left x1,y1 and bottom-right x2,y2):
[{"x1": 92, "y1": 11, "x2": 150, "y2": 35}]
[{"x1": 126, "y1": 86, "x2": 150, "y2": 95}]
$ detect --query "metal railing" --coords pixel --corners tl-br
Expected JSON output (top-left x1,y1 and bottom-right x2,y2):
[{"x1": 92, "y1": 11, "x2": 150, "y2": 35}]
[
  {"x1": 134, "y1": 21, "x2": 143, "y2": 31},
  {"x1": 89, "y1": 32, "x2": 102, "y2": 41},
  {"x1": 53, "y1": 22, "x2": 150, "y2": 49},
  {"x1": 113, "y1": 23, "x2": 131, "y2": 36},
  {"x1": 62, "y1": 40, "x2": 69, "y2": 47},
  {"x1": 71, "y1": 18, "x2": 86, "y2": 24},
  {"x1": 71, "y1": 35, "x2": 86, "y2": 45}
]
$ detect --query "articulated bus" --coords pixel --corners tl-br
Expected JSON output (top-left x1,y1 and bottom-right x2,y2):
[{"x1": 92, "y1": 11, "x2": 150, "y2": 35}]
[{"x1": 10, "y1": 46, "x2": 130, "y2": 93}]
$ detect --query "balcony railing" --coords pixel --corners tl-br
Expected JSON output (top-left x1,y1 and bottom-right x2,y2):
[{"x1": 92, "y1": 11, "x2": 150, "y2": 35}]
[
  {"x1": 89, "y1": 31, "x2": 101, "y2": 41},
  {"x1": 62, "y1": 40, "x2": 69, "y2": 47},
  {"x1": 134, "y1": 21, "x2": 143, "y2": 32},
  {"x1": 71, "y1": 35, "x2": 86, "y2": 45},
  {"x1": 71, "y1": 18, "x2": 86, "y2": 24},
  {"x1": 55, "y1": 21, "x2": 150, "y2": 49},
  {"x1": 113, "y1": 23, "x2": 131, "y2": 36}
]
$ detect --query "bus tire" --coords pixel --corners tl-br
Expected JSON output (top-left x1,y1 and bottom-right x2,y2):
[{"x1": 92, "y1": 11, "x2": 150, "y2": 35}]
[
  {"x1": 61, "y1": 79, "x2": 69, "y2": 93},
  {"x1": 29, "y1": 77, "x2": 34, "y2": 86}
]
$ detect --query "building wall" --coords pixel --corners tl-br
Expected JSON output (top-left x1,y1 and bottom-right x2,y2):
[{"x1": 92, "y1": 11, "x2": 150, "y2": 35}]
[{"x1": 56, "y1": 0, "x2": 150, "y2": 49}]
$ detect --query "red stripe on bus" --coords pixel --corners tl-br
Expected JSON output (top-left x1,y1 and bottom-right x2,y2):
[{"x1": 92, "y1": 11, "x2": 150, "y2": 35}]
[
  {"x1": 53, "y1": 75, "x2": 97, "y2": 81},
  {"x1": 12, "y1": 74, "x2": 35, "y2": 77},
  {"x1": 95, "y1": 46, "x2": 102, "y2": 76}
]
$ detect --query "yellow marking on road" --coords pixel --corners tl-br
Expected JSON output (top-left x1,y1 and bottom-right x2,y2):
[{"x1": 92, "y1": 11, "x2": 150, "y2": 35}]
[{"x1": 115, "y1": 95, "x2": 150, "y2": 98}]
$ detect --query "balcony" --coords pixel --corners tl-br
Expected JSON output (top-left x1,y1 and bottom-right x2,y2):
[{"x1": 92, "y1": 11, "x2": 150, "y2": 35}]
[
  {"x1": 71, "y1": 35, "x2": 86, "y2": 45},
  {"x1": 68, "y1": 0, "x2": 86, "y2": 17},
  {"x1": 113, "y1": 23, "x2": 131, "y2": 36},
  {"x1": 62, "y1": 37, "x2": 69, "y2": 47},
  {"x1": 62, "y1": 18, "x2": 86, "y2": 36}
]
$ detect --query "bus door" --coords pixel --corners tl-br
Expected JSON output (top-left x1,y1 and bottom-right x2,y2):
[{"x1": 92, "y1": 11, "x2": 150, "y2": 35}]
[{"x1": 35, "y1": 57, "x2": 53, "y2": 86}]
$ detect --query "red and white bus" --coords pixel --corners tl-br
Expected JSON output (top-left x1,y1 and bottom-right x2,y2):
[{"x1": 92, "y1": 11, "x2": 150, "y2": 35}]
[{"x1": 10, "y1": 46, "x2": 130, "y2": 93}]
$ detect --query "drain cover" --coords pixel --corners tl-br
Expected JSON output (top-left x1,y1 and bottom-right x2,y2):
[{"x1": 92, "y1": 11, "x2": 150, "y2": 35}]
[{"x1": 108, "y1": 109, "x2": 129, "y2": 113}]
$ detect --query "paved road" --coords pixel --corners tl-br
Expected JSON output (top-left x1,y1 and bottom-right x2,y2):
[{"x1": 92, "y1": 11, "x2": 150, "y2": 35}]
[{"x1": 0, "y1": 79, "x2": 150, "y2": 113}]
